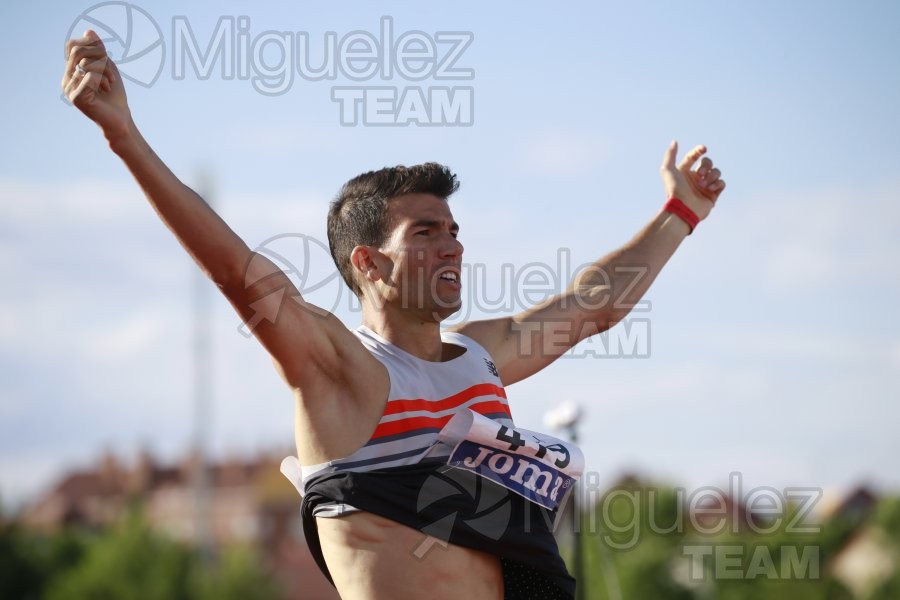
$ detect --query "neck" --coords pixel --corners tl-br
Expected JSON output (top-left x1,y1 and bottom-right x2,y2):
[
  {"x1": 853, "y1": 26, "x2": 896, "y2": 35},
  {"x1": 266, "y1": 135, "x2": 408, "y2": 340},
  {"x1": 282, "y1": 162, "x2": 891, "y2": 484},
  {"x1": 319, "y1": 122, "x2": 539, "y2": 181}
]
[{"x1": 361, "y1": 301, "x2": 445, "y2": 362}]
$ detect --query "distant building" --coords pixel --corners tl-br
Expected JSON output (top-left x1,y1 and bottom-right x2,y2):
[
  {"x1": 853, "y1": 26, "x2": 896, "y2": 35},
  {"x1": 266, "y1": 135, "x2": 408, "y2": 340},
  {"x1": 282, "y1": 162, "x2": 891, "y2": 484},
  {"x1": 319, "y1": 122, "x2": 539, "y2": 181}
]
[
  {"x1": 827, "y1": 485, "x2": 879, "y2": 526},
  {"x1": 829, "y1": 525, "x2": 898, "y2": 598},
  {"x1": 18, "y1": 448, "x2": 339, "y2": 600},
  {"x1": 687, "y1": 491, "x2": 767, "y2": 534}
]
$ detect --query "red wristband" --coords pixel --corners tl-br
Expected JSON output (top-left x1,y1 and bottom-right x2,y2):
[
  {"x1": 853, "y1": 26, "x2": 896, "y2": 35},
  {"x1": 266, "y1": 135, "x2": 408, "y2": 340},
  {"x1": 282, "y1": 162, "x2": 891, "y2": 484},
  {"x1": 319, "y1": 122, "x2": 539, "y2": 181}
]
[{"x1": 663, "y1": 197, "x2": 700, "y2": 234}]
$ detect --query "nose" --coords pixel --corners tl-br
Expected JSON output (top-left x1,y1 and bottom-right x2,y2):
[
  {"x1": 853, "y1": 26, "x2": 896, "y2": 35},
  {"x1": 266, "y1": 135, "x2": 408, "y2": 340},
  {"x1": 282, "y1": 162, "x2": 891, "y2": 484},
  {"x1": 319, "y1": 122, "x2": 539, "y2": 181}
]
[{"x1": 440, "y1": 233, "x2": 463, "y2": 258}]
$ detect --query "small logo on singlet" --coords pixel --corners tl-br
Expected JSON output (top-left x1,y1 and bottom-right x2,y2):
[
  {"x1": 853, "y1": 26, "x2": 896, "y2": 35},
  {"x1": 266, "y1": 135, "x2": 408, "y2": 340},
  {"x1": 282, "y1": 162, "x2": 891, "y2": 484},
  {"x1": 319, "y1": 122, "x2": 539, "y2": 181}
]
[{"x1": 483, "y1": 358, "x2": 499, "y2": 378}]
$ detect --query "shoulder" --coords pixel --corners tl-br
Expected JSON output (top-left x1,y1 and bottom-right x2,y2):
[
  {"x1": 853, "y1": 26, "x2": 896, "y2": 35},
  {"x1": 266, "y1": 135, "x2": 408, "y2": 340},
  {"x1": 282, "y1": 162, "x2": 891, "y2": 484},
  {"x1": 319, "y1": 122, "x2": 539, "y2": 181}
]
[
  {"x1": 442, "y1": 330, "x2": 503, "y2": 383},
  {"x1": 442, "y1": 329, "x2": 490, "y2": 357},
  {"x1": 444, "y1": 318, "x2": 512, "y2": 361}
]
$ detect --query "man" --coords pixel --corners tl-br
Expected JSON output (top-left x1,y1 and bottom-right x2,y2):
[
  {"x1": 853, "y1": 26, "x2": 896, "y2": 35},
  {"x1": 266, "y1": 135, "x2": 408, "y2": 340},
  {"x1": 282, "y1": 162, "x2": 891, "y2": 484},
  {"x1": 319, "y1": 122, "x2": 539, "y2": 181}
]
[{"x1": 62, "y1": 30, "x2": 725, "y2": 600}]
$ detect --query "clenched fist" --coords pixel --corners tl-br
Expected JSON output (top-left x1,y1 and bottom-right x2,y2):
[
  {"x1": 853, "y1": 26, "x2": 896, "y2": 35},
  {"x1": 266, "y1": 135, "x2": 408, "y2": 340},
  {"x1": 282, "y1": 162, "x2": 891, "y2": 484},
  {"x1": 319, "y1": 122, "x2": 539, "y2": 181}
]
[{"x1": 62, "y1": 29, "x2": 133, "y2": 141}]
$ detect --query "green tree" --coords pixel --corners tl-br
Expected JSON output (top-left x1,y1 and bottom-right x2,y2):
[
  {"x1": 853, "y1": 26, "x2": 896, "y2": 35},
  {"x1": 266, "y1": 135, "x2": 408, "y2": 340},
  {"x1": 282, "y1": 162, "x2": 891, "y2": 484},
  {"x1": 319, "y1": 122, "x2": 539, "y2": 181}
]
[
  {"x1": 40, "y1": 510, "x2": 283, "y2": 600},
  {"x1": 45, "y1": 512, "x2": 194, "y2": 600},
  {"x1": 0, "y1": 523, "x2": 88, "y2": 600},
  {"x1": 0, "y1": 523, "x2": 44, "y2": 600},
  {"x1": 191, "y1": 544, "x2": 282, "y2": 600}
]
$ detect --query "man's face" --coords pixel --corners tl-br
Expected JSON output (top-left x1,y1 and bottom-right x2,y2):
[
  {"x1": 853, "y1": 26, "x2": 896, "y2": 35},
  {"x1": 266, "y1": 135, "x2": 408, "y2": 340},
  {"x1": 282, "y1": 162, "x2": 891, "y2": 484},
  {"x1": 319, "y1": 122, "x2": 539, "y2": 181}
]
[{"x1": 372, "y1": 193, "x2": 464, "y2": 321}]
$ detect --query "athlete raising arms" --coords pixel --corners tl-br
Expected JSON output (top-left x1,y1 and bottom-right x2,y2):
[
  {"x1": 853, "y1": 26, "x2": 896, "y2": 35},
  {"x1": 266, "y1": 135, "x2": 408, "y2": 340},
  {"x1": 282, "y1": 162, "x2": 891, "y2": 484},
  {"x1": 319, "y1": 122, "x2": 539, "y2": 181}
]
[{"x1": 63, "y1": 30, "x2": 725, "y2": 600}]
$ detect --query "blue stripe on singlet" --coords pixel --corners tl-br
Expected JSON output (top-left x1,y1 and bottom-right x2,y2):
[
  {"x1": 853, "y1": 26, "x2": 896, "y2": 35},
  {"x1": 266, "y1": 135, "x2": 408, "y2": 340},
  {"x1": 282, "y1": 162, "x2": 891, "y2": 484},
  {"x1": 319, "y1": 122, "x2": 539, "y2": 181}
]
[
  {"x1": 362, "y1": 428, "x2": 443, "y2": 446},
  {"x1": 333, "y1": 445, "x2": 435, "y2": 471}
]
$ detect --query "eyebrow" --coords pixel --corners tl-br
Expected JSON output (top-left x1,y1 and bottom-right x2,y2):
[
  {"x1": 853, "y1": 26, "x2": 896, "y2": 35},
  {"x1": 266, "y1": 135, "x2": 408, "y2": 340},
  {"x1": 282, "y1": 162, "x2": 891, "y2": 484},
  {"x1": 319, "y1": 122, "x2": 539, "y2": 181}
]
[{"x1": 409, "y1": 219, "x2": 460, "y2": 233}]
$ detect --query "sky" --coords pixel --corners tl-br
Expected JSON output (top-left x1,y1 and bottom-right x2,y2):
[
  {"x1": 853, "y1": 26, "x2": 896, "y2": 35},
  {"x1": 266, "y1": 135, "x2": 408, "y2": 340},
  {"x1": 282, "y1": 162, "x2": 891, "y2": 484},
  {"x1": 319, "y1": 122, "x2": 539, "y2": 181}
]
[{"x1": 1, "y1": 0, "x2": 898, "y2": 513}]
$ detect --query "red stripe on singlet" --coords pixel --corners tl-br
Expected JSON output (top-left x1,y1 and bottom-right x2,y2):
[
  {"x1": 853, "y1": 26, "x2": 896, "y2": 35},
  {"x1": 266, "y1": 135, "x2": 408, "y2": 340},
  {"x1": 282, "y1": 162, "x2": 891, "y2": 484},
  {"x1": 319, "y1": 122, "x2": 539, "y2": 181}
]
[
  {"x1": 370, "y1": 383, "x2": 512, "y2": 440},
  {"x1": 382, "y1": 383, "x2": 508, "y2": 416}
]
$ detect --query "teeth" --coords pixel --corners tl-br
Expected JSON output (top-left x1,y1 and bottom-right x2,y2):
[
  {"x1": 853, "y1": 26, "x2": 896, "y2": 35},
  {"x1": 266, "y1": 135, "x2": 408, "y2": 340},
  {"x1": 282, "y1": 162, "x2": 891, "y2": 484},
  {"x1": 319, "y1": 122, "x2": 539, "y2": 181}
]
[{"x1": 440, "y1": 273, "x2": 457, "y2": 281}]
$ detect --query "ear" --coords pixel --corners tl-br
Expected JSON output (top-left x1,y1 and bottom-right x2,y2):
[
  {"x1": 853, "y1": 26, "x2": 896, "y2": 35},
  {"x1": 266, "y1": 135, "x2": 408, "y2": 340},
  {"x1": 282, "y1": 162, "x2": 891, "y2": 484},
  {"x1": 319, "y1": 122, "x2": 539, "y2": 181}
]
[{"x1": 350, "y1": 245, "x2": 385, "y2": 287}]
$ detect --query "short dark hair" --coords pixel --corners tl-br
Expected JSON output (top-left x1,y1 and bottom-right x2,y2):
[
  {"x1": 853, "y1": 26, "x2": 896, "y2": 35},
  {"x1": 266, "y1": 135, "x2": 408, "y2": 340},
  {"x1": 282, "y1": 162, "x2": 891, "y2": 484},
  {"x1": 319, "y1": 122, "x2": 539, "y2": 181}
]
[{"x1": 327, "y1": 162, "x2": 459, "y2": 298}]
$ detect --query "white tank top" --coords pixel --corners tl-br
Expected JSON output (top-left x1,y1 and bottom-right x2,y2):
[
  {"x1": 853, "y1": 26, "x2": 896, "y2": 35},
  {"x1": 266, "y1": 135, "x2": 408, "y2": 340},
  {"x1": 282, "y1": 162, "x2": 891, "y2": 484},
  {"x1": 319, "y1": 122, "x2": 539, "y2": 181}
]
[{"x1": 280, "y1": 324, "x2": 515, "y2": 508}]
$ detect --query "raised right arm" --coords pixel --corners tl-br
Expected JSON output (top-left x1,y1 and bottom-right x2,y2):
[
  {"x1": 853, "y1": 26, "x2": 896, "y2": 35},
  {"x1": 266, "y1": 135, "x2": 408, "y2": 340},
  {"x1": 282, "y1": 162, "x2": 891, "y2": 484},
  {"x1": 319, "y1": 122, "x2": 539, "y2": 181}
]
[
  {"x1": 110, "y1": 122, "x2": 350, "y2": 386},
  {"x1": 60, "y1": 30, "x2": 366, "y2": 392}
]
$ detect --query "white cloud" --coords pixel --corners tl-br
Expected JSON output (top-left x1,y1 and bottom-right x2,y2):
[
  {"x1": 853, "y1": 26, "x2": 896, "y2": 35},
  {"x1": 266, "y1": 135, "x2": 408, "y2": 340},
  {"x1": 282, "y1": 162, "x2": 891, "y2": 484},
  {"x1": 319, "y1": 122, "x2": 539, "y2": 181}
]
[
  {"x1": 222, "y1": 122, "x2": 344, "y2": 155},
  {"x1": 221, "y1": 188, "x2": 328, "y2": 241},
  {"x1": 764, "y1": 241, "x2": 834, "y2": 289},
  {"x1": 693, "y1": 326, "x2": 874, "y2": 364},
  {"x1": 0, "y1": 453, "x2": 69, "y2": 512},
  {"x1": 0, "y1": 304, "x2": 17, "y2": 345},
  {"x1": 520, "y1": 129, "x2": 612, "y2": 175},
  {"x1": 0, "y1": 179, "x2": 147, "y2": 226},
  {"x1": 890, "y1": 340, "x2": 900, "y2": 368},
  {"x1": 706, "y1": 178, "x2": 900, "y2": 293},
  {"x1": 0, "y1": 177, "x2": 331, "y2": 247},
  {"x1": 84, "y1": 311, "x2": 165, "y2": 362}
]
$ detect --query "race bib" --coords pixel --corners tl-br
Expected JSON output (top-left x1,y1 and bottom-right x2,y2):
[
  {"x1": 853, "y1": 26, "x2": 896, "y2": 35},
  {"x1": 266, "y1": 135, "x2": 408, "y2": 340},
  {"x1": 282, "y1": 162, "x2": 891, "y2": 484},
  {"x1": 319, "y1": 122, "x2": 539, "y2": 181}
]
[{"x1": 437, "y1": 410, "x2": 584, "y2": 511}]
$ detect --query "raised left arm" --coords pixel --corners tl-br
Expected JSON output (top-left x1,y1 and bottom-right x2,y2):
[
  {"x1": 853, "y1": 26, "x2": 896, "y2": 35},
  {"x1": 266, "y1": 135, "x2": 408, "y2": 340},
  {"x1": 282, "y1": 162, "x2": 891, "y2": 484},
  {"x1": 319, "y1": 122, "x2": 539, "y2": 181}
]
[{"x1": 452, "y1": 141, "x2": 726, "y2": 386}]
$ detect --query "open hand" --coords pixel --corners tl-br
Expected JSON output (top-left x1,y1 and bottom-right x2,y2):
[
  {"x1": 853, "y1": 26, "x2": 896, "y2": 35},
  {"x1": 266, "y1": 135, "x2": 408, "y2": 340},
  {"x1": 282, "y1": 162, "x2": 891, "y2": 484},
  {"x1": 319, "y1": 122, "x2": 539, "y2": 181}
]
[{"x1": 659, "y1": 141, "x2": 726, "y2": 222}]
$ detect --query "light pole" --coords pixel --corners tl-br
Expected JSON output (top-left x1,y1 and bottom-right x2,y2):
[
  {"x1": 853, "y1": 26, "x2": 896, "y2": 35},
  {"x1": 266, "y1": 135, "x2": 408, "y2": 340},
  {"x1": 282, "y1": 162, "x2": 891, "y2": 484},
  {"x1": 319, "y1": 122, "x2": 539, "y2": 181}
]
[
  {"x1": 544, "y1": 401, "x2": 585, "y2": 600},
  {"x1": 191, "y1": 168, "x2": 214, "y2": 562}
]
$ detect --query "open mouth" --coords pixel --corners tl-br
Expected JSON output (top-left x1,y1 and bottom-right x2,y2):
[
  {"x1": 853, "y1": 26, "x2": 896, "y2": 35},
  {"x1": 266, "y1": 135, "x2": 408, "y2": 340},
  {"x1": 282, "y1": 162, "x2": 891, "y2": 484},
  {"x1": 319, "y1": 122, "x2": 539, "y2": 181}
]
[{"x1": 437, "y1": 269, "x2": 461, "y2": 287}]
